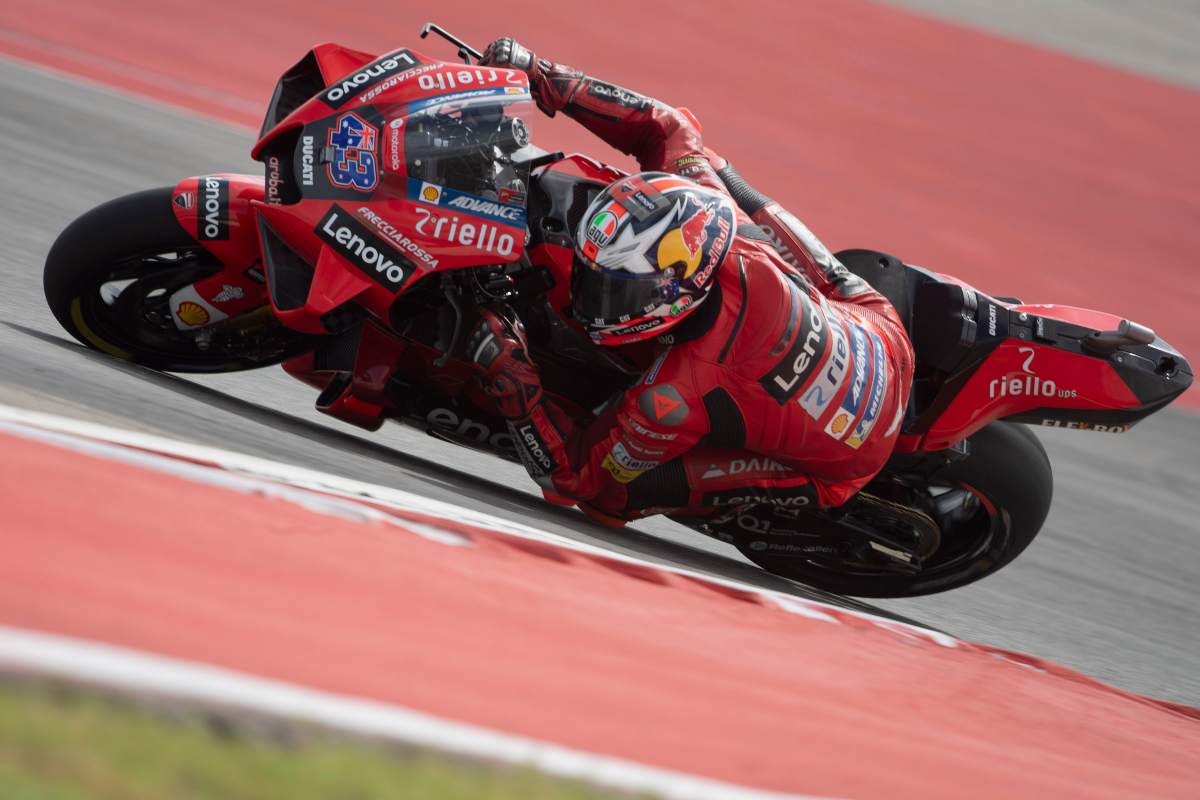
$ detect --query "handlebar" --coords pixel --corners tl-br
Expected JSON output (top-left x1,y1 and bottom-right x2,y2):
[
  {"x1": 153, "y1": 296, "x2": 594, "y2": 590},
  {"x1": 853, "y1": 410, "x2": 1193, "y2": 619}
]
[{"x1": 420, "y1": 23, "x2": 483, "y2": 64}]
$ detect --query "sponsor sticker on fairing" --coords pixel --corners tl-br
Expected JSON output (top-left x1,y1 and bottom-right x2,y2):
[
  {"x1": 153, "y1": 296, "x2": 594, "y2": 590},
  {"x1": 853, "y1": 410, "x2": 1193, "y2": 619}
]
[
  {"x1": 326, "y1": 112, "x2": 380, "y2": 192},
  {"x1": 315, "y1": 205, "x2": 415, "y2": 291},
  {"x1": 1039, "y1": 419, "x2": 1130, "y2": 433},
  {"x1": 406, "y1": 179, "x2": 527, "y2": 228},
  {"x1": 445, "y1": 194, "x2": 524, "y2": 223},
  {"x1": 196, "y1": 176, "x2": 229, "y2": 241},
  {"x1": 823, "y1": 323, "x2": 870, "y2": 440},
  {"x1": 321, "y1": 49, "x2": 423, "y2": 108},
  {"x1": 386, "y1": 117, "x2": 404, "y2": 172},
  {"x1": 355, "y1": 206, "x2": 440, "y2": 270},
  {"x1": 265, "y1": 156, "x2": 284, "y2": 204},
  {"x1": 426, "y1": 408, "x2": 514, "y2": 451},
  {"x1": 412, "y1": 207, "x2": 519, "y2": 259},
  {"x1": 414, "y1": 66, "x2": 527, "y2": 95},
  {"x1": 212, "y1": 284, "x2": 244, "y2": 303},
  {"x1": 168, "y1": 284, "x2": 228, "y2": 330},
  {"x1": 407, "y1": 87, "x2": 531, "y2": 114},
  {"x1": 846, "y1": 331, "x2": 889, "y2": 449},
  {"x1": 300, "y1": 135, "x2": 315, "y2": 186},
  {"x1": 414, "y1": 181, "x2": 442, "y2": 205},
  {"x1": 357, "y1": 63, "x2": 439, "y2": 105},
  {"x1": 986, "y1": 346, "x2": 1078, "y2": 401}
]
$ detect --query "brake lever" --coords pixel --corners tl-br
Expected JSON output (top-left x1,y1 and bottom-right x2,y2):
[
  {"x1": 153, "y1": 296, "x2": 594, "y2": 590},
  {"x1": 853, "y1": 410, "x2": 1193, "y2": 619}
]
[{"x1": 420, "y1": 23, "x2": 483, "y2": 65}]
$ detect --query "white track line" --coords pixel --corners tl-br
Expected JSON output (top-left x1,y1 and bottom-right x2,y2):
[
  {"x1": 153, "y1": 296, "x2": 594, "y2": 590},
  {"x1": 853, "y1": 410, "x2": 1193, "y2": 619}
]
[
  {"x1": 0, "y1": 626, "x2": 836, "y2": 800},
  {"x1": 0, "y1": 403, "x2": 967, "y2": 797},
  {"x1": 0, "y1": 403, "x2": 960, "y2": 649}
]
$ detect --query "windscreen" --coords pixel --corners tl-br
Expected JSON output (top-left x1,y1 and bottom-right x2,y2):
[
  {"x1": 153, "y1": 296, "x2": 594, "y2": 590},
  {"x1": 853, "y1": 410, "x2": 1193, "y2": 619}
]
[{"x1": 383, "y1": 94, "x2": 536, "y2": 213}]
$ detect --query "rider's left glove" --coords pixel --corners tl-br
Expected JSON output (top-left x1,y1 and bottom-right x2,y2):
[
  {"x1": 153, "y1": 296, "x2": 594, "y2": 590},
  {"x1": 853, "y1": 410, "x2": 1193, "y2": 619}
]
[{"x1": 467, "y1": 307, "x2": 544, "y2": 419}]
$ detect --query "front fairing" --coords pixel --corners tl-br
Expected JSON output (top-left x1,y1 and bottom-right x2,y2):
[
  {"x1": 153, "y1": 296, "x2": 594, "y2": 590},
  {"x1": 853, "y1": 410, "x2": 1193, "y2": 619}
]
[{"x1": 251, "y1": 49, "x2": 535, "y2": 330}]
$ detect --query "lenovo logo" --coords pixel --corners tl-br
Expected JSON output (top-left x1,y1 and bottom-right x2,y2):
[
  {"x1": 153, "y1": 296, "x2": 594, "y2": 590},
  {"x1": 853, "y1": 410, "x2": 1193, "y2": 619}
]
[
  {"x1": 315, "y1": 206, "x2": 413, "y2": 290},
  {"x1": 197, "y1": 176, "x2": 228, "y2": 241},
  {"x1": 322, "y1": 50, "x2": 422, "y2": 108},
  {"x1": 759, "y1": 287, "x2": 828, "y2": 404}
]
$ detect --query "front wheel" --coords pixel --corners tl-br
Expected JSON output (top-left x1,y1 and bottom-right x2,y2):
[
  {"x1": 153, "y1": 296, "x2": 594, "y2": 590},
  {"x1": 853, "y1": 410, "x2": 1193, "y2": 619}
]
[
  {"x1": 44, "y1": 187, "x2": 312, "y2": 373},
  {"x1": 727, "y1": 422, "x2": 1054, "y2": 597}
]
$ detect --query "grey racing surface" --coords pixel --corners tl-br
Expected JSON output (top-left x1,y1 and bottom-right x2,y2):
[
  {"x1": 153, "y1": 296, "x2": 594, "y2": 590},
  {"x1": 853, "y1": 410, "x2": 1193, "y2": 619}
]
[
  {"x1": 1, "y1": 58, "x2": 1198, "y2": 706},
  {"x1": 878, "y1": 0, "x2": 1200, "y2": 90}
]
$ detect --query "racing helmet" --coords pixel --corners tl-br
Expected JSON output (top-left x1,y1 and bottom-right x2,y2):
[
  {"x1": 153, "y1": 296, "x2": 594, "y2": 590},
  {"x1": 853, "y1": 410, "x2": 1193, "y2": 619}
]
[{"x1": 571, "y1": 172, "x2": 737, "y2": 346}]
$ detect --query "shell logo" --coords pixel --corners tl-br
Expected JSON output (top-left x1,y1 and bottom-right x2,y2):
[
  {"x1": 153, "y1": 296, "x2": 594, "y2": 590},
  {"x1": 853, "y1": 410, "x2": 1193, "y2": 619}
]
[
  {"x1": 176, "y1": 301, "x2": 210, "y2": 327},
  {"x1": 830, "y1": 412, "x2": 850, "y2": 435},
  {"x1": 419, "y1": 183, "x2": 442, "y2": 204}
]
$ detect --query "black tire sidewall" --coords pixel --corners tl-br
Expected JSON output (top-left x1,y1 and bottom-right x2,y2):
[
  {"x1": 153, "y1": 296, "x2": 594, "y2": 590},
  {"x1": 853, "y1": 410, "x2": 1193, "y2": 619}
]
[
  {"x1": 44, "y1": 187, "x2": 192, "y2": 339},
  {"x1": 43, "y1": 188, "x2": 308, "y2": 373},
  {"x1": 735, "y1": 422, "x2": 1054, "y2": 597}
]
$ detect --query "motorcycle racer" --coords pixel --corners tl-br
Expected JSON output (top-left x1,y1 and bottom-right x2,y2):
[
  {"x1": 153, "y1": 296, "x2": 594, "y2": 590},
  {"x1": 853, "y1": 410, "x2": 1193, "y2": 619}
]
[{"x1": 468, "y1": 37, "x2": 916, "y2": 525}]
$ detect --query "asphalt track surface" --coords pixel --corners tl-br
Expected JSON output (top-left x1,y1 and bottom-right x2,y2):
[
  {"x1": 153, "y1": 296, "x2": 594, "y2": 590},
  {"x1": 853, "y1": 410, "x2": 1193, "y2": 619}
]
[
  {"x1": 0, "y1": 4, "x2": 1198, "y2": 710},
  {"x1": 879, "y1": 0, "x2": 1200, "y2": 90}
]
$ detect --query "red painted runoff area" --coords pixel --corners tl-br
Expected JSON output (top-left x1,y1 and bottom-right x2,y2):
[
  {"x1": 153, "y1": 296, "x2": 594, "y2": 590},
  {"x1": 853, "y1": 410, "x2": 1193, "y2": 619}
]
[
  {"x1": 2, "y1": 430, "x2": 1198, "y2": 799},
  {"x1": 1, "y1": 1, "x2": 1196, "y2": 408}
]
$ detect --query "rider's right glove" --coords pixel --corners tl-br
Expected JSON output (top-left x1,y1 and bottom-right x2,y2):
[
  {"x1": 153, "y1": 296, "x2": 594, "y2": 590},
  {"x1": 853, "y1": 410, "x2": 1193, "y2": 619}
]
[
  {"x1": 479, "y1": 37, "x2": 534, "y2": 71},
  {"x1": 466, "y1": 307, "x2": 544, "y2": 419},
  {"x1": 478, "y1": 36, "x2": 565, "y2": 116}
]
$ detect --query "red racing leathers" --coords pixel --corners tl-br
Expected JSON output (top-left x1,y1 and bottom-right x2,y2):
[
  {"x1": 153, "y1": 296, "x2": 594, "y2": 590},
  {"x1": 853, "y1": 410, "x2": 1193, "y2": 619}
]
[{"x1": 478, "y1": 51, "x2": 915, "y2": 520}]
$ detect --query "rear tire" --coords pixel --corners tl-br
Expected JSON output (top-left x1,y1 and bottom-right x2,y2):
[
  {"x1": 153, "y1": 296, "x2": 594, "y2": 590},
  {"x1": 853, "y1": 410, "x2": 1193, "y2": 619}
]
[
  {"x1": 733, "y1": 422, "x2": 1054, "y2": 597},
  {"x1": 44, "y1": 187, "x2": 309, "y2": 372}
]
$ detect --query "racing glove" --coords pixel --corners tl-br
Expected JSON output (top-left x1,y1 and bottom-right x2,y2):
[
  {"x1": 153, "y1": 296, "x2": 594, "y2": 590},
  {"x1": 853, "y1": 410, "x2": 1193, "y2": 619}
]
[
  {"x1": 478, "y1": 36, "x2": 581, "y2": 117},
  {"x1": 466, "y1": 307, "x2": 544, "y2": 419},
  {"x1": 479, "y1": 37, "x2": 534, "y2": 71}
]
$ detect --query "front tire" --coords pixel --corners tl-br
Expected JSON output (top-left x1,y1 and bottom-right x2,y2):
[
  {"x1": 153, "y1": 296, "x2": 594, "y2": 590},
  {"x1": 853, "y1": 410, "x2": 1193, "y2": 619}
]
[
  {"x1": 733, "y1": 422, "x2": 1054, "y2": 597},
  {"x1": 44, "y1": 187, "x2": 310, "y2": 373}
]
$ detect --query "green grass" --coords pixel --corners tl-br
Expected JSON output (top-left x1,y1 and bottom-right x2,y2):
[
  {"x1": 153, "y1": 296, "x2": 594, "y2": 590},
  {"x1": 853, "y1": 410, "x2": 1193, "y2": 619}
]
[{"x1": 0, "y1": 680, "x2": 636, "y2": 800}]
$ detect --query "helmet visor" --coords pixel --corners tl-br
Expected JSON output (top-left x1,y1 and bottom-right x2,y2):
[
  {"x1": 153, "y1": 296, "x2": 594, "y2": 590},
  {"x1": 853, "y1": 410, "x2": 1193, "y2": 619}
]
[{"x1": 571, "y1": 256, "x2": 677, "y2": 326}]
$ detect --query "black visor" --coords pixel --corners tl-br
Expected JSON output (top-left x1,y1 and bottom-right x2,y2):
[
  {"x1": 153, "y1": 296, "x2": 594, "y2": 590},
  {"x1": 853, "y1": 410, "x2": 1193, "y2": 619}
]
[{"x1": 571, "y1": 256, "x2": 677, "y2": 326}]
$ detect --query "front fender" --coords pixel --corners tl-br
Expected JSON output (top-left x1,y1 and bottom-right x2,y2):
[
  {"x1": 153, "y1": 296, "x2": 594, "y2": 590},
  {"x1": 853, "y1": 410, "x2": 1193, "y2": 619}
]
[{"x1": 169, "y1": 174, "x2": 270, "y2": 318}]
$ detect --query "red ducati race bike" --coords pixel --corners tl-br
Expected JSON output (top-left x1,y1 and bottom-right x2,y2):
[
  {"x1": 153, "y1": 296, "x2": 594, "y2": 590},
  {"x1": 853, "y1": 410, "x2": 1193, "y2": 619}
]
[{"x1": 44, "y1": 25, "x2": 1192, "y2": 596}]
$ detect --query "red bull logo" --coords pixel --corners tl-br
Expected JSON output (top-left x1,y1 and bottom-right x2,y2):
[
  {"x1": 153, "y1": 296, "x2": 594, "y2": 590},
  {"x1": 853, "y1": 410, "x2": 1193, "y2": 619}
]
[
  {"x1": 680, "y1": 199, "x2": 715, "y2": 256},
  {"x1": 656, "y1": 197, "x2": 716, "y2": 276}
]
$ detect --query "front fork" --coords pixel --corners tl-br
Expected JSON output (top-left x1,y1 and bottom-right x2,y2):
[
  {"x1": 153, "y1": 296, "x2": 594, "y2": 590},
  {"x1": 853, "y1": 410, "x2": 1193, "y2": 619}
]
[{"x1": 167, "y1": 174, "x2": 272, "y2": 331}]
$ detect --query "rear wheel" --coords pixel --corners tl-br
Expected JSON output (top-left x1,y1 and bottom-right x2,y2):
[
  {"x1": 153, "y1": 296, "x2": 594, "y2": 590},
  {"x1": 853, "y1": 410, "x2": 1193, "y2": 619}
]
[
  {"x1": 44, "y1": 187, "x2": 311, "y2": 373},
  {"x1": 725, "y1": 422, "x2": 1053, "y2": 597}
]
